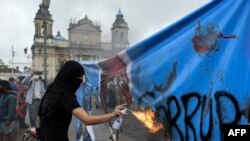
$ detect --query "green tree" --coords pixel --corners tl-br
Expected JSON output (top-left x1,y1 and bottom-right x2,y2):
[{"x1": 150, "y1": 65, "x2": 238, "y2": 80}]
[{"x1": 0, "y1": 59, "x2": 8, "y2": 72}]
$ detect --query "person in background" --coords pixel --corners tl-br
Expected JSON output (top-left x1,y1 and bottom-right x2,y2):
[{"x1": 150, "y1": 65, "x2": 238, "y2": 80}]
[
  {"x1": 118, "y1": 80, "x2": 132, "y2": 107},
  {"x1": 38, "y1": 60, "x2": 126, "y2": 141},
  {"x1": 0, "y1": 80, "x2": 17, "y2": 141},
  {"x1": 42, "y1": 79, "x2": 48, "y2": 92},
  {"x1": 22, "y1": 71, "x2": 45, "y2": 128},
  {"x1": 8, "y1": 77, "x2": 17, "y2": 92},
  {"x1": 16, "y1": 77, "x2": 29, "y2": 129},
  {"x1": 106, "y1": 78, "x2": 116, "y2": 107},
  {"x1": 92, "y1": 86, "x2": 100, "y2": 109}
]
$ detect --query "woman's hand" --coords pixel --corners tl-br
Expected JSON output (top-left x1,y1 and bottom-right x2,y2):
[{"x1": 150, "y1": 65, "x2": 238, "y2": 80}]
[
  {"x1": 112, "y1": 104, "x2": 127, "y2": 118},
  {"x1": 73, "y1": 104, "x2": 127, "y2": 125}
]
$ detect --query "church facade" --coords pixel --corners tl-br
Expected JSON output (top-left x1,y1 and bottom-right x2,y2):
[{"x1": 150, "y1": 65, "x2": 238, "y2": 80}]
[{"x1": 31, "y1": 1, "x2": 130, "y2": 82}]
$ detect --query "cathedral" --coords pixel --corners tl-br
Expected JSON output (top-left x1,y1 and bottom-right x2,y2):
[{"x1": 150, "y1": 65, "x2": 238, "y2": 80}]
[{"x1": 31, "y1": 0, "x2": 130, "y2": 82}]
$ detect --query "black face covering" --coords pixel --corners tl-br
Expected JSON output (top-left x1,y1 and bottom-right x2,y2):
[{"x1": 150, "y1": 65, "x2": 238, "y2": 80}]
[
  {"x1": 53, "y1": 61, "x2": 84, "y2": 93},
  {"x1": 68, "y1": 76, "x2": 83, "y2": 93},
  {"x1": 38, "y1": 61, "x2": 84, "y2": 132}
]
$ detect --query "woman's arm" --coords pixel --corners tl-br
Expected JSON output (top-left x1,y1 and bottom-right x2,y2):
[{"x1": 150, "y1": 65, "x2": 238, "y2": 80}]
[{"x1": 72, "y1": 104, "x2": 126, "y2": 125}]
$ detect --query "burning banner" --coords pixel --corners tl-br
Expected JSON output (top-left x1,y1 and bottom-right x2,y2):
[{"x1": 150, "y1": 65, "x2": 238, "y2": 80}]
[
  {"x1": 132, "y1": 108, "x2": 163, "y2": 133},
  {"x1": 76, "y1": 0, "x2": 250, "y2": 140}
]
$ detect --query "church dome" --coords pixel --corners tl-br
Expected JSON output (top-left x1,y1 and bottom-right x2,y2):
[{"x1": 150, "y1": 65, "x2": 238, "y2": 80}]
[
  {"x1": 54, "y1": 31, "x2": 65, "y2": 40},
  {"x1": 116, "y1": 9, "x2": 123, "y2": 17},
  {"x1": 112, "y1": 9, "x2": 128, "y2": 30}
]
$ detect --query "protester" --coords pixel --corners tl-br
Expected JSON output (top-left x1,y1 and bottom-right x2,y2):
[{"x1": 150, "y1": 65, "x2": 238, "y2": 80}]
[
  {"x1": 23, "y1": 71, "x2": 45, "y2": 128},
  {"x1": 0, "y1": 80, "x2": 17, "y2": 141},
  {"x1": 16, "y1": 78, "x2": 29, "y2": 129},
  {"x1": 107, "y1": 78, "x2": 116, "y2": 107},
  {"x1": 8, "y1": 77, "x2": 17, "y2": 92},
  {"x1": 38, "y1": 60, "x2": 126, "y2": 141},
  {"x1": 92, "y1": 86, "x2": 100, "y2": 109},
  {"x1": 81, "y1": 83, "x2": 92, "y2": 112},
  {"x1": 118, "y1": 80, "x2": 132, "y2": 106}
]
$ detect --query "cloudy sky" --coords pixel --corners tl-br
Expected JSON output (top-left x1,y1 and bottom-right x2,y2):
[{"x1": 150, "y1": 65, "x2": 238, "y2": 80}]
[{"x1": 0, "y1": 0, "x2": 210, "y2": 69}]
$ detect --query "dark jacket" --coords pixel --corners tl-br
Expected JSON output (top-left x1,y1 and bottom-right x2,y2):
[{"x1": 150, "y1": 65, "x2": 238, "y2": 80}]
[{"x1": 0, "y1": 92, "x2": 17, "y2": 122}]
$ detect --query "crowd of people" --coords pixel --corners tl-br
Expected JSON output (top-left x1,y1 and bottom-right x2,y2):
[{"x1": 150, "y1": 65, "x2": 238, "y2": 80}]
[
  {"x1": 106, "y1": 75, "x2": 132, "y2": 108},
  {"x1": 0, "y1": 61, "x2": 127, "y2": 141},
  {"x1": 0, "y1": 71, "x2": 46, "y2": 141}
]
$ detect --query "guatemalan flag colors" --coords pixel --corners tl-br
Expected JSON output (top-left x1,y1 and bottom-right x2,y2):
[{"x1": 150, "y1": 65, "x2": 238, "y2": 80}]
[{"x1": 76, "y1": 0, "x2": 250, "y2": 140}]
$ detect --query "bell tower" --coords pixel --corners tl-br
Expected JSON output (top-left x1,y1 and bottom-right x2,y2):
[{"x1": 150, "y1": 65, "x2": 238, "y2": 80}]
[
  {"x1": 32, "y1": 0, "x2": 54, "y2": 83},
  {"x1": 34, "y1": 0, "x2": 53, "y2": 39},
  {"x1": 111, "y1": 9, "x2": 129, "y2": 53}
]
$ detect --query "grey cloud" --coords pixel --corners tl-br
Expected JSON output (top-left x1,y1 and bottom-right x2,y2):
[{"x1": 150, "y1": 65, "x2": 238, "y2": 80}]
[{"x1": 0, "y1": 0, "x2": 210, "y2": 67}]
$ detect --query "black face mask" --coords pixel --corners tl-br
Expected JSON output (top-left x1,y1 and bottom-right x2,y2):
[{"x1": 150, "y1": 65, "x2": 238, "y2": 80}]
[
  {"x1": 69, "y1": 78, "x2": 83, "y2": 93},
  {"x1": 54, "y1": 61, "x2": 84, "y2": 93}
]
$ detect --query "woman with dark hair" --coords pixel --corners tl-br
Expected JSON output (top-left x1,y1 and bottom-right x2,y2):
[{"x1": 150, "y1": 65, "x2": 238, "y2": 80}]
[
  {"x1": 0, "y1": 80, "x2": 17, "y2": 141},
  {"x1": 38, "y1": 60, "x2": 126, "y2": 141}
]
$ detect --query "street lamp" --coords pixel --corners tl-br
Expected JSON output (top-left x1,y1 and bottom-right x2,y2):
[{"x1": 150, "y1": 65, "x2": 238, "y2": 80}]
[
  {"x1": 24, "y1": 47, "x2": 27, "y2": 55},
  {"x1": 24, "y1": 47, "x2": 32, "y2": 72},
  {"x1": 42, "y1": 16, "x2": 48, "y2": 82},
  {"x1": 11, "y1": 46, "x2": 15, "y2": 74}
]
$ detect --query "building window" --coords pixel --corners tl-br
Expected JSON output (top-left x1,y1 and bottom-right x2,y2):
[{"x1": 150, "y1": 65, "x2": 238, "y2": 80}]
[
  {"x1": 115, "y1": 31, "x2": 118, "y2": 41},
  {"x1": 35, "y1": 23, "x2": 39, "y2": 34},
  {"x1": 120, "y1": 32, "x2": 124, "y2": 41}
]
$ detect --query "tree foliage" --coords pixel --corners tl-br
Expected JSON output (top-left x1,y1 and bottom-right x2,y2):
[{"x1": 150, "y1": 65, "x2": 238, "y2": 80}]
[{"x1": 0, "y1": 59, "x2": 8, "y2": 72}]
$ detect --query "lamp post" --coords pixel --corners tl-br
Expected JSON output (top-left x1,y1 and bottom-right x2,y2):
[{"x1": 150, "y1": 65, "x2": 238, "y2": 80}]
[
  {"x1": 42, "y1": 19, "x2": 48, "y2": 82},
  {"x1": 24, "y1": 47, "x2": 32, "y2": 72},
  {"x1": 24, "y1": 47, "x2": 28, "y2": 73},
  {"x1": 24, "y1": 47, "x2": 27, "y2": 55},
  {"x1": 11, "y1": 46, "x2": 15, "y2": 75}
]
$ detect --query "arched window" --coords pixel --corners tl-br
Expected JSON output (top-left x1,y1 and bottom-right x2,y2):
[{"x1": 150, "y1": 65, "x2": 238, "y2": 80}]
[
  {"x1": 115, "y1": 31, "x2": 118, "y2": 41},
  {"x1": 35, "y1": 23, "x2": 39, "y2": 34},
  {"x1": 120, "y1": 32, "x2": 124, "y2": 41}
]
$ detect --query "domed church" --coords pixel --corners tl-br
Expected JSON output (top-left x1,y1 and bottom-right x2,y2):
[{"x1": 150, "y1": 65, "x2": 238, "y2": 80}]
[{"x1": 31, "y1": 0, "x2": 130, "y2": 82}]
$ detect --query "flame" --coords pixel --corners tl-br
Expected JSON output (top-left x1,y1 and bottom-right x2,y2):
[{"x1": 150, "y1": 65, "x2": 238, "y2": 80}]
[{"x1": 132, "y1": 109, "x2": 163, "y2": 133}]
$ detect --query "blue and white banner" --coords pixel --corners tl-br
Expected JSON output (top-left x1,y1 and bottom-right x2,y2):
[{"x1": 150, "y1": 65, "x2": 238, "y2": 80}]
[{"x1": 76, "y1": 0, "x2": 250, "y2": 140}]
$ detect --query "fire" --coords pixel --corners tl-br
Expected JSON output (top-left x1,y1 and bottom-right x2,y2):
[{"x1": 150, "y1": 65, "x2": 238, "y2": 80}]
[{"x1": 132, "y1": 109, "x2": 163, "y2": 133}]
